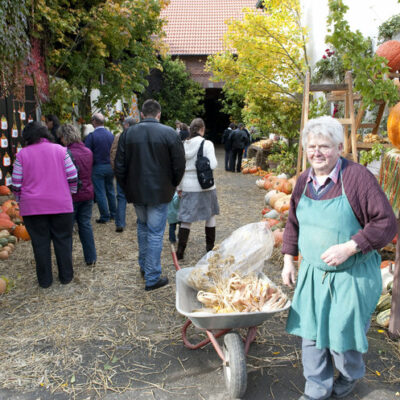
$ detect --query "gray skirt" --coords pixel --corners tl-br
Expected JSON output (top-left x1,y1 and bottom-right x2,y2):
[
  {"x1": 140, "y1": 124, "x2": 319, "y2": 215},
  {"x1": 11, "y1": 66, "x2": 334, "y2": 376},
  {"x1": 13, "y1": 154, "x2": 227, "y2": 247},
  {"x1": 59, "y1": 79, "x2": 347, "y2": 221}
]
[{"x1": 178, "y1": 189, "x2": 220, "y2": 223}]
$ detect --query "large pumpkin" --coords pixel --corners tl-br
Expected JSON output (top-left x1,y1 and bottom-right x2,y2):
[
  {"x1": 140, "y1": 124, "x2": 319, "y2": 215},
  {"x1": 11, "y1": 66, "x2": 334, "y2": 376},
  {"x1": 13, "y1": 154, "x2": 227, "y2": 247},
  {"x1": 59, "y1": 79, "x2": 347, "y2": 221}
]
[
  {"x1": 376, "y1": 40, "x2": 400, "y2": 72},
  {"x1": 387, "y1": 102, "x2": 400, "y2": 149},
  {"x1": 0, "y1": 185, "x2": 11, "y2": 196}
]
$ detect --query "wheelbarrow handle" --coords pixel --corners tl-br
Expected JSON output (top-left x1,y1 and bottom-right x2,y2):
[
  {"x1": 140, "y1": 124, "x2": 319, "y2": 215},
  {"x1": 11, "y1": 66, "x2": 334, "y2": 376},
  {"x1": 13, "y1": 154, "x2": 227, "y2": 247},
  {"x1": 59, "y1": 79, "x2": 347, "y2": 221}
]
[{"x1": 171, "y1": 243, "x2": 181, "y2": 271}]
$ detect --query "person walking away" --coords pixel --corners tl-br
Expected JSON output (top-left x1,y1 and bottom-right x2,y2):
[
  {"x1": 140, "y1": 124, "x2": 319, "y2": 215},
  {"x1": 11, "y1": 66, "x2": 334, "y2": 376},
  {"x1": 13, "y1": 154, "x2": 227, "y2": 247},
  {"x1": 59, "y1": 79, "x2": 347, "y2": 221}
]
[
  {"x1": 85, "y1": 113, "x2": 117, "y2": 223},
  {"x1": 243, "y1": 126, "x2": 251, "y2": 158},
  {"x1": 58, "y1": 124, "x2": 97, "y2": 267},
  {"x1": 45, "y1": 114, "x2": 62, "y2": 144},
  {"x1": 115, "y1": 99, "x2": 185, "y2": 291},
  {"x1": 167, "y1": 191, "x2": 180, "y2": 243},
  {"x1": 222, "y1": 123, "x2": 236, "y2": 171},
  {"x1": 176, "y1": 118, "x2": 220, "y2": 260},
  {"x1": 11, "y1": 122, "x2": 78, "y2": 288},
  {"x1": 110, "y1": 117, "x2": 136, "y2": 232},
  {"x1": 179, "y1": 123, "x2": 190, "y2": 141},
  {"x1": 228, "y1": 123, "x2": 250, "y2": 172},
  {"x1": 281, "y1": 116, "x2": 397, "y2": 400}
]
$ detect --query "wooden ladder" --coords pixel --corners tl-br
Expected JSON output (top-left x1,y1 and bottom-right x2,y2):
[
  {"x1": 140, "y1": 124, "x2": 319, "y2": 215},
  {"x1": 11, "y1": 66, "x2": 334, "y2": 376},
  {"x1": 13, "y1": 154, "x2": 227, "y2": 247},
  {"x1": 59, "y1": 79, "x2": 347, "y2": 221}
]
[{"x1": 297, "y1": 71, "x2": 386, "y2": 174}]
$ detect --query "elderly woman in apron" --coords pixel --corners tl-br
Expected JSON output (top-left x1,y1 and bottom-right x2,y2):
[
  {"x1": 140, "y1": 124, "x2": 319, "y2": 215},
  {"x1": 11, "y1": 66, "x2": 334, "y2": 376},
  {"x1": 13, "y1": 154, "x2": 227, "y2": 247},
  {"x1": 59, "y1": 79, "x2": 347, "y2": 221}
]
[{"x1": 282, "y1": 116, "x2": 397, "y2": 400}]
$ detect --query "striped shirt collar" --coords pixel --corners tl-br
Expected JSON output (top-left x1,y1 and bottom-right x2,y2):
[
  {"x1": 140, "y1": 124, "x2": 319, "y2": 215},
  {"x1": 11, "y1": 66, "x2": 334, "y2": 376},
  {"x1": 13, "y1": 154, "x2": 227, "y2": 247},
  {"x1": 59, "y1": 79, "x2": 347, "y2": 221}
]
[{"x1": 307, "y1": 157, "x2": 342, "y2": 191}]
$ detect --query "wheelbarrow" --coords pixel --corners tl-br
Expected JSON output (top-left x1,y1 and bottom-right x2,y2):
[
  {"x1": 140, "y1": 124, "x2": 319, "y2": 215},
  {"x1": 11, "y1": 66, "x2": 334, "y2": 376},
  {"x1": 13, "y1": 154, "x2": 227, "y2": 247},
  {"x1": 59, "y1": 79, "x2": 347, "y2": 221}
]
[{"x1": 171, "y1": 245, "x2": 291, "y2": 399}]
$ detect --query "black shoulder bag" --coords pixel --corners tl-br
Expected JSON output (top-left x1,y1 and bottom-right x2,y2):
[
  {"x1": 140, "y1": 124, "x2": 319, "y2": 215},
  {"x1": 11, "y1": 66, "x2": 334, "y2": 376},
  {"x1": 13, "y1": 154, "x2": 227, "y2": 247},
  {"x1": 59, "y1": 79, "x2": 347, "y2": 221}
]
[{"x1": 195, "y1": 140, "x2": 214, "y2": 189}]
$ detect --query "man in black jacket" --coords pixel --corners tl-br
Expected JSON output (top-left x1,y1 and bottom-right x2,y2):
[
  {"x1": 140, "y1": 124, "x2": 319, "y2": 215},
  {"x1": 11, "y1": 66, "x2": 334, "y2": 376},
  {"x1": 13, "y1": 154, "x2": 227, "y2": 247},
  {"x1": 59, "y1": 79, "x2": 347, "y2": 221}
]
[
  {"x1": 115, "y1": 99, "x2": 185, "y2": 291},
  {"x1": 221, "y1": 122, "x2": 236, "y2": 171},
  {"x1": 228, "y1": 123, "x2": 250, "y2": 172}
]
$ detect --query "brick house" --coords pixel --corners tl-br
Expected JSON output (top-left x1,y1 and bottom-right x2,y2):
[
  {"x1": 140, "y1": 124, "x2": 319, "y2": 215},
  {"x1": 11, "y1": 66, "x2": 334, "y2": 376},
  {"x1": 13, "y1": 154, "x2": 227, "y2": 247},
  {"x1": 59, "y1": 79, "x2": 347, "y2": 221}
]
[{"x1": 160, "y1": 0, "x2": 257, "y2": 140}]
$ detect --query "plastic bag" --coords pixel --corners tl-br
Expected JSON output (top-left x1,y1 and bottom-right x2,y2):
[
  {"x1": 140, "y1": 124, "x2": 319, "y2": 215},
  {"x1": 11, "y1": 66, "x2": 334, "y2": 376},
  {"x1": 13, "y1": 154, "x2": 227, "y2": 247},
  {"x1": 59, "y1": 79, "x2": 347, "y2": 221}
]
[{"x1": 187, "y1": 221, "x2": 274, "y2": 291}]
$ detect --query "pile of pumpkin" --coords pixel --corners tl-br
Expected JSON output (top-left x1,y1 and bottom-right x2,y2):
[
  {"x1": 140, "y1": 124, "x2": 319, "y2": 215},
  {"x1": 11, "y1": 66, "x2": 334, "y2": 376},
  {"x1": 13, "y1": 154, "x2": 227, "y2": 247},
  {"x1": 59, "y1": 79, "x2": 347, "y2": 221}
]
[
  {"x1": 375, "y1": 260, "x2": 395, "y2": 328},
  {"x1": 254, "y1": 173, "x2": 297, "y2": 247},
  {"x1": 242, "y1": 166, "x2": 269, "y2": 176},
  {"x1": 0, "y1": 185, "x2": 30, "y2": 261}
]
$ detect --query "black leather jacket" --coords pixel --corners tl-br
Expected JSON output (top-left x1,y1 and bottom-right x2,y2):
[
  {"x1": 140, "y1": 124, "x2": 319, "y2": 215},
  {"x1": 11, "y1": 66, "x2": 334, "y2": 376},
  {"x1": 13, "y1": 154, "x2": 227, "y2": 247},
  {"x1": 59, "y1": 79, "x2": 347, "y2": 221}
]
[
  {"x1": 115, "y1": 118, "x2": 185, "y2": 205},
  {"x1": 228, "y1": 129, "x2": 250, "y2": 150}
]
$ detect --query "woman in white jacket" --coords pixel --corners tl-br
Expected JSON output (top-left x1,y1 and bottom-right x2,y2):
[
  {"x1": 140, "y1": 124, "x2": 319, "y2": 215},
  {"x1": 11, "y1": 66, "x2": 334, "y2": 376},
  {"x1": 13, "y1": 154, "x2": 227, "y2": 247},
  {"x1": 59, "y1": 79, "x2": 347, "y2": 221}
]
[{"x1": 176, "y1": 118, "x2": 220, "y2": 260}]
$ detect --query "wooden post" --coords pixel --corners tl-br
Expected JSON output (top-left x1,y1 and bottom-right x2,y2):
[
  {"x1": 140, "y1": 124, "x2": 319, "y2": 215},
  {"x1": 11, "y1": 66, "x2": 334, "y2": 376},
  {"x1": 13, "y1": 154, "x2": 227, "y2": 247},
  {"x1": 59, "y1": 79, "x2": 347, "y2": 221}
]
[
  {"x1": 297, "y1": 71, "x2": 310, "y2": 176},
  {"x1": 389, "y1": 217, "x2": 400, "y2": 339}
]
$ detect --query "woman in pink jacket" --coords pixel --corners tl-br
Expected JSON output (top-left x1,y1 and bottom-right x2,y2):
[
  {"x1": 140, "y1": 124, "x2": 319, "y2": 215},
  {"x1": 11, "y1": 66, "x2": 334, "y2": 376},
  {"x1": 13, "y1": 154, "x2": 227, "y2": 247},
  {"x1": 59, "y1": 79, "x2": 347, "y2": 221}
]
[{"x1": 11, "y1": 122, "x2": 78, "y2": 288}]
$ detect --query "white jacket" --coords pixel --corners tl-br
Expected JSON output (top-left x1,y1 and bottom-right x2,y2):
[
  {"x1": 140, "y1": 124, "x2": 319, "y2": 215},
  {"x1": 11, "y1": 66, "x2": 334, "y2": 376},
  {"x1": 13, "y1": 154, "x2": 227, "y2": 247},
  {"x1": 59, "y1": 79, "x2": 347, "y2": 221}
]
[{"x1": 178, "y1": 136, "x2": 217, "y2": 192}]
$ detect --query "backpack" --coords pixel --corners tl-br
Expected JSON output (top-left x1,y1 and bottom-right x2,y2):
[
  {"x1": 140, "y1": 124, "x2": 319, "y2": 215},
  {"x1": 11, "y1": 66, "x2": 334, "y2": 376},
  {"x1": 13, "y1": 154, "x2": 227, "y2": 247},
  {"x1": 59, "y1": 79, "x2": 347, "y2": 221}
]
[{"x1": 195, "y1": 140, "x2": 214, "y2": 189}]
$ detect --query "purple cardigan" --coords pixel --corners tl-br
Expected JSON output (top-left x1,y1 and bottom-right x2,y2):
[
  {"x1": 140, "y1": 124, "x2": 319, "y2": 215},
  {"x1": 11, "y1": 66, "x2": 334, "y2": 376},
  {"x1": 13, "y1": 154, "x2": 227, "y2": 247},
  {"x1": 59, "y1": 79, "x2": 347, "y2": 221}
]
[
  {"x1": 282, "y1": 158, "x2": 397, "y2": 256},
  {"x1": 68, "y1": 142, "x2": 94, "y2": 203},
  {"x1": 12, "y1": 140, "x2": 76, "y2": 216}
]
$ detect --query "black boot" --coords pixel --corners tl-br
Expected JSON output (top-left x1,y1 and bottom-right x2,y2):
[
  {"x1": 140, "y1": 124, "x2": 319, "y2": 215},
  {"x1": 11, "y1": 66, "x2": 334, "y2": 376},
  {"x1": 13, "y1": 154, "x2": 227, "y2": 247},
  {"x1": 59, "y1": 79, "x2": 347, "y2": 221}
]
[
  {"x1": 205, "y1": 226, "x2": 216, "y2": 252},
  {"x1": 176, "y1": 227, "x2": 190, "y2": 260}
]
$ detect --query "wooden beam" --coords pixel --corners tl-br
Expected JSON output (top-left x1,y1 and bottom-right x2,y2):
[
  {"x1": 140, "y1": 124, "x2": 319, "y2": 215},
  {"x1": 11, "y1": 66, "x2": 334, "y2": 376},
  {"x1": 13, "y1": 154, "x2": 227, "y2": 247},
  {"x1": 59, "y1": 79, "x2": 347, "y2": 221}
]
[
  {"x1": 297, "y1": 71, "x2": 310, "y2": 176},
  {"x1": 309, "y1": 83, "x2": 348, "y2": 92}
]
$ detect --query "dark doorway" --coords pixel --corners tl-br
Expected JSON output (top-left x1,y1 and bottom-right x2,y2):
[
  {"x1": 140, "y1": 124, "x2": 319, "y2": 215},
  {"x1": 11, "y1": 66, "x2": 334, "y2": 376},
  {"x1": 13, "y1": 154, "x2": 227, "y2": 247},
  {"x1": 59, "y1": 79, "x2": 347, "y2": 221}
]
[{"x1": 203, "y1": 88, "x2": 230, "y2": 144}]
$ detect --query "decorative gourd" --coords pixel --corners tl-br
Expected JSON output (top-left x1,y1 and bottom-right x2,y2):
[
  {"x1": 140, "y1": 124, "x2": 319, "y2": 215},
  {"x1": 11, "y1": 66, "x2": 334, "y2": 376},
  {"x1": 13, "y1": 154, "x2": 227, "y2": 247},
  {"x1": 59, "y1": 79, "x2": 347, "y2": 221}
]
[
  {"x1": 261, "y1": 207, "x2": 271, "y2": 215},
  {"x1": 0, "y1": 251, "x2": 8, "y2": 260},
  {"x1": 249, "y1": 166, "x2": 258, "y2": 174},
  {"x1": 387, "y1": 102, "x2": 400, "y2": 149},
  {"x1": 264, "y1": 209, "x2": 279, "y2": 219},
  {"x1": 269, "y1": 192, "x2": 287, "y2": 208},
  {"x1": 265, "y1": 190, "x2": 279, "y2": 205},
  {"x1": 256, "y1": 179, "x2": 266, "y2": 188},
  {"x1": 0, "y1": 185, "x2": 11, "y2": 196},
  {"x1": 376, "y1": 309, "x2": 391, "y2": 328},
  {"x1": 2, "y1": 200, "x2": 19, "y2": 218},
  {"x1": 14, "y1": 225, "x2": 30, "y2": 241},
  {"x1": 265, "y1": 218, "x2": 280, "y2": 228},
  {"x1": 376, "y1": 40, "x2": 400, "y2": 72},
  {"x1": 242, "y1": 168, "x2": 249, "y2": 174}
]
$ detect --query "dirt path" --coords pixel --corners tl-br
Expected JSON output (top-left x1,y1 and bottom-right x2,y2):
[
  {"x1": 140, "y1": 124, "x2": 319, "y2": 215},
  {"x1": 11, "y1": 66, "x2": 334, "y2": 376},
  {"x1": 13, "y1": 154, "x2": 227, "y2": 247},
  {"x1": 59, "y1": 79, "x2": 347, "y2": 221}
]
[{"x1": 0, "y1": 146, "x2": 399, "y2": 400}]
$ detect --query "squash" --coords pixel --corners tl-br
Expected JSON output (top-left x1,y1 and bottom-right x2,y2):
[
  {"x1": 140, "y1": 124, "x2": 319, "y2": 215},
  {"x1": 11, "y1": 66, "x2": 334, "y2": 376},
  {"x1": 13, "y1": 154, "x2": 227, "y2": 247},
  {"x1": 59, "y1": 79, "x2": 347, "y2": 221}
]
[
  {"x1": 0, "y1": 185, "x2": 11, "y2": 196},
  {"x1": 256, "y1": 179, "x2": 266, "y2": 188},
  {"x1": 264, "y1": 176, "x2": 277, "y2": 190},
  {"x1": 274, "y1": 196, "x2": 291, "y2": 213},
  {"x1": 242, "y1": 168, "x2": 249, "y2": 174},
  {"x1": 388, "y1": 102, "x2": 400, "y2": 149},
  {"x1": 265, "y1": 218, "x2": 280, "y2": 228},
  {"x1": 288, "y1": 176, "x2": 297, "y2": 188},
  {"x1": 269, "y1": 192, "x2": 287, "y2": 208},
  {"x1": 0, "y1": 219, "x2": 15, "y2": 231},
  {"x1": 0, "y1": 230, "x2": 9, "y2": 239},
  {"x1": 6, "y1": 235, "x2": 16, "y2": 244},
  {"x1": 0, "y1": 251, "x2": 8, "y2": 260},
  {"x1": 265, "y1": 190, "x2": 279, "y2": 205},
  {"x1": 0, "y1": 238, "x2": 8, "y2": 247},
  {"x1": 249, "y1": 166, "x2": 258, "y2": 174},
  {"x1": 264, "y1": 209, "x2": 279, "y2": 219},
  {"x1": 261, "y1": 207, "x2": 271, "y2": 215},
  {"x1": 272, "y1": 178, "x2": 286, "y2": 192},
  {"x1": 376, "y1": 293, "x2": 392, "y2": 312},
  {"x1": 376, "y1": 309, "x2": 391, "y2": 328},
  {"x1": 376, "y1": 40, "x2": 400, "y2": 72},
  {"x1": 280, "y1": 180, "x2": 293, "y2": 195},
  {"x1": 14, "y1": 225, "x2": 30, "y2": 241}
]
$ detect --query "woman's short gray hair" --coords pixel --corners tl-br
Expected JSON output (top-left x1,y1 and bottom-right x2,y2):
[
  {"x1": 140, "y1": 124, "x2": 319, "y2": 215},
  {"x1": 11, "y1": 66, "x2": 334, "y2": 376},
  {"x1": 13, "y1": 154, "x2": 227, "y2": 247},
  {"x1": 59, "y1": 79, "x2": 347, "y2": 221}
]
[
  {"x1": 58, "y1": 124, "x2": 82, "y2": 145},
  {"x1": 302, "y1": 116, "x2": 344, "y2": 149}
]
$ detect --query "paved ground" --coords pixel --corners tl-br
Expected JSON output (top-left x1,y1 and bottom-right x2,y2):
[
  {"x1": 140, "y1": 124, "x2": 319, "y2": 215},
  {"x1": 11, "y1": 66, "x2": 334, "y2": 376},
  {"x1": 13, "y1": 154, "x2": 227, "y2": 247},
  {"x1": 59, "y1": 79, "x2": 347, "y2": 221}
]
[{"x1": 0, "y1": 146, "x2": 399, "y2": 400}]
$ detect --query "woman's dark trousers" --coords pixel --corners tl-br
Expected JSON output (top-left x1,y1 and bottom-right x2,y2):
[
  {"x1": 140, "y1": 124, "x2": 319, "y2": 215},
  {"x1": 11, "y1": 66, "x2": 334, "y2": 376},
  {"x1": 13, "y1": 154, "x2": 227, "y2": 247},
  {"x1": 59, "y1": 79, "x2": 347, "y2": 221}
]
[{"x1": 24, "y1": 213, "x2": 74, "y2": 288}]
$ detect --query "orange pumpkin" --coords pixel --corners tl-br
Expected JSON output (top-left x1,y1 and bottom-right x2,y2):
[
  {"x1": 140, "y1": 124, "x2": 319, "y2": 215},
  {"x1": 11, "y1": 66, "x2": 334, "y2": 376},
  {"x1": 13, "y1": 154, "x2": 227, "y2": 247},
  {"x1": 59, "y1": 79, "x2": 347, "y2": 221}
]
[
  {"x1": 376, "y1": 40, "x2": 400, "y2": 72},
  {"x1": 2, "y1": 200, "x2": 18, "y2": 213},
  {"x1": 272, "y1": 178, "x2": 286, "y2": 192},
  {"x1": 0, "y1": 211, "x2": 11, "y2": 221},
  {"x1": 249, "y1": 166, "x2": 258, "y2": 174},
  {"x1": 242, "y1": 168, "x2": 249, "y2": 174},
  {"x1": 280, "y1": 180, "x2": 293, "y2": 195},
  {"x1": 388, "y1": 102, "x2": 400, "y2": 149},
  {"x1": 13, "y1": 225, "x2": 30, "y2": 241},
  {"x1": 264, "y1": 176, "x2": 277, "y2": 190},
  {"x1": 0, "y1": 185, "x2": 11, "y2": 196},
  {"x1": 288, "y1": 176, "x2": 297, "y2": 188},
  {"x1": 274, "y1": 197, "x2": 290, "y2": 213},
  {"x1": 380, "y1": 260, "x2": 394, "y2": 269},
  {"x1": 0, "y1": 219, "x2": 16, "y2": 231}
]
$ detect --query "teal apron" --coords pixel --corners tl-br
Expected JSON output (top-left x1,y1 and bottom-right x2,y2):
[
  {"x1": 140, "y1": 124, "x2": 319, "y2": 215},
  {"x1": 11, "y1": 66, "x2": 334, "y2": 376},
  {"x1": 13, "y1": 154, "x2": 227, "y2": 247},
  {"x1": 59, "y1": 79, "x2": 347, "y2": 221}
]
[{"x1": 286, "y1": 171, "x2": 381, "y2": 353}]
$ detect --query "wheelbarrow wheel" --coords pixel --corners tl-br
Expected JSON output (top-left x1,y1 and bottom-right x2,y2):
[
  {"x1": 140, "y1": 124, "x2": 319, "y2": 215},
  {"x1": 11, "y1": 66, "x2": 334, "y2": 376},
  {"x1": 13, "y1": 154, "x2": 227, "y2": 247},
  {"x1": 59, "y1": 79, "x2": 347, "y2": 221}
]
[{"x1": 223, "y1": 332, "x2": 247, "y2": 399}]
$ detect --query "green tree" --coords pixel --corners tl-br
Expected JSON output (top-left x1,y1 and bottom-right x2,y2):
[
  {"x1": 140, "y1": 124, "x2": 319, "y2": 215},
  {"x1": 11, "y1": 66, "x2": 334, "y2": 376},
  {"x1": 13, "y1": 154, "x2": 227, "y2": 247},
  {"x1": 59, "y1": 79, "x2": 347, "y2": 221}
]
[
  {"x1": 207, "y1": 0, "x2": 309, "y2": 140},
  {"x1": 31, "y1": 0, "x2": 167, "y2": 121},
  {"x1": 0, "y1": 1, "x2": 30, "y2": 96},
  {"x1": 139, "y1": 56, "x2": 205, "y2": 127},
  {"x1": 326, "y1": 0, "x2": 399, "y2": 109}
]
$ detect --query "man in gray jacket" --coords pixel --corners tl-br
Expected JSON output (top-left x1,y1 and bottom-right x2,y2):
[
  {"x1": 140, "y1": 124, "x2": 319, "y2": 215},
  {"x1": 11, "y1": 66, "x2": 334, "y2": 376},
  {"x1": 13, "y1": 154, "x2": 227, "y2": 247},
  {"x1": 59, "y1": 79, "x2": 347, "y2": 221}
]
[{"x1": 115, "y1": 99, "x2": 185, "y2": 291}]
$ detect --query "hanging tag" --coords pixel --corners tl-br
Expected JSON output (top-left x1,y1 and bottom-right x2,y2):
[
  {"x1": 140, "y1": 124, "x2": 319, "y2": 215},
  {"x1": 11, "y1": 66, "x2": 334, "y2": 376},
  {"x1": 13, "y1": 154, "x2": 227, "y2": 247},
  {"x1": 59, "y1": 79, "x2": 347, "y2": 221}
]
[
  {"x1": 5, "y1": 173, "x2": 11, "y2": 186},
  {"x1": 3, "y1": 153, "x2": 10, "y2": 167},
  {"x1": 16, "y1": 143, "x2": 22, "y2": 153},
  {"x1": 19, "y1": 107, "x2": 26, "y2": 121},
  {"x1": 12, "y1": 124, "x2": 18, "y2": 138},
  {"x1": 1, "y1": 133, "x2": 8, "y2": 148},
  {"x1": 1, "y1": 116, "x2": 8, "y2": 130}
]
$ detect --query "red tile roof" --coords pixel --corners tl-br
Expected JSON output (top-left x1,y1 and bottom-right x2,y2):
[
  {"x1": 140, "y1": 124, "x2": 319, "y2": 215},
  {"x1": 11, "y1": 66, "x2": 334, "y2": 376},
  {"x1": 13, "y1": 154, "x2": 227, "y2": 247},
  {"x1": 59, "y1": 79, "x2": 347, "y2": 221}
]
[{"x1": 161, "y1": 0, "x2": 258, "y2": 55}]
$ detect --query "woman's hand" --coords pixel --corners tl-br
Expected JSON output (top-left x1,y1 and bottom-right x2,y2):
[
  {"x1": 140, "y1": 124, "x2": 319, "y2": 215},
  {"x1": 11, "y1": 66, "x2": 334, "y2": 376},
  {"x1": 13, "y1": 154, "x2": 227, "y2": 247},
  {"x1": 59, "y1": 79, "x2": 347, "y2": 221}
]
[
  {"x1": 282, "y1": 254, "x2": 297, "y2": 288},
  {"x1": 321, "y1": 240, "x2": 359, "y2": 266}
]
